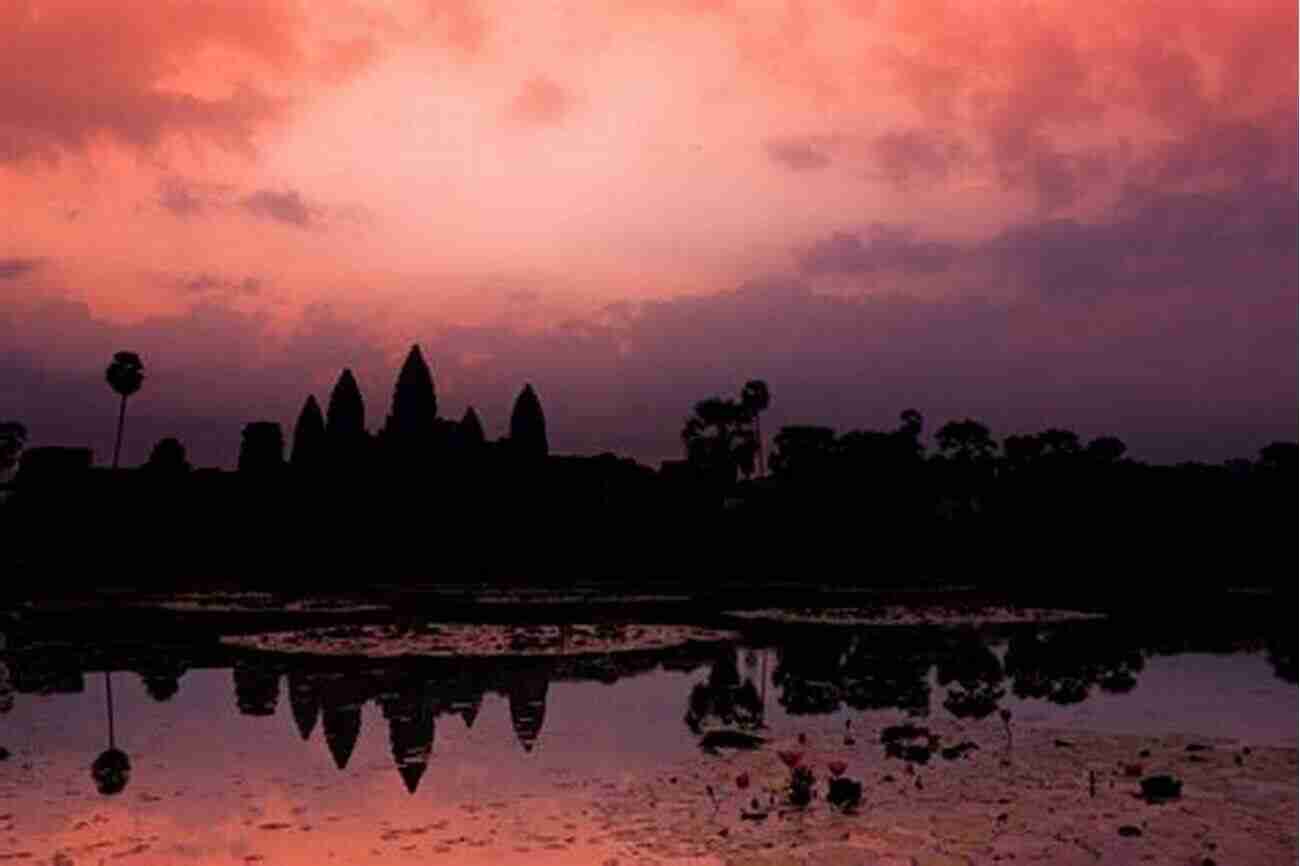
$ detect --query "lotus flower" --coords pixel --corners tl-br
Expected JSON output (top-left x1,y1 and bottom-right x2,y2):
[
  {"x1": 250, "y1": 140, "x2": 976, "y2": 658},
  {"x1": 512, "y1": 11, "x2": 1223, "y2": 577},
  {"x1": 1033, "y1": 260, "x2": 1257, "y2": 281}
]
[
  {"x1": 828, "y1": 760, "x2": 847, "y2": 778},
  {"x1": 778, "y1": 750, "x2": 804, "y2": 769}
]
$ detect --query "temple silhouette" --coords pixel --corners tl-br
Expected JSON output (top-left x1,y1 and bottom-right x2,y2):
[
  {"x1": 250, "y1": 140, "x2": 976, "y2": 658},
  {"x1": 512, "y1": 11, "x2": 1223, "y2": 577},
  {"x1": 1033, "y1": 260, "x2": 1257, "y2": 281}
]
[{"x1": 1, "y1": 343, "x2": 1294, "y2": 596}]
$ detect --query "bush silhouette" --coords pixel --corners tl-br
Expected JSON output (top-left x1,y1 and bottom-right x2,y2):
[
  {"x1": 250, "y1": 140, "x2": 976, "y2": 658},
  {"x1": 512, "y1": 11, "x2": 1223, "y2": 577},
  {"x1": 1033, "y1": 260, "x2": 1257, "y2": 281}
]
[{"x1": 144, "y1": 437, "x2": 190, "y2": 476}]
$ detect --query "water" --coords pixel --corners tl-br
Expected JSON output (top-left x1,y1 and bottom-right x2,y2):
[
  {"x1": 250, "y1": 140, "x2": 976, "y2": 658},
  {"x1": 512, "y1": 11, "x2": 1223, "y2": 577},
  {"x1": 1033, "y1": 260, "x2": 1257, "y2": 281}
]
[{"x1": 0, "y1": 616, "x2": 1294, "y2": 863}]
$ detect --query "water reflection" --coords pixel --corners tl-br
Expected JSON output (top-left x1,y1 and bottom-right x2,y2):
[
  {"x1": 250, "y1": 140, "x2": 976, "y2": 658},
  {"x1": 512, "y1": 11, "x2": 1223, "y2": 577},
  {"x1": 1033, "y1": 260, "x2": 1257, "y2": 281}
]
[
  {"x1": 0, "y1": 615, "x2": 1295, "y2": 804},
  {"x1": 684, "y1": 646, "x2": 764, "y2": 733},
  {"x1": 763, "y1": 617, "x2": 1293, "y2": 725},
  {"x1": 91, "y1": 671, "x2": 131, "y2": 795}
]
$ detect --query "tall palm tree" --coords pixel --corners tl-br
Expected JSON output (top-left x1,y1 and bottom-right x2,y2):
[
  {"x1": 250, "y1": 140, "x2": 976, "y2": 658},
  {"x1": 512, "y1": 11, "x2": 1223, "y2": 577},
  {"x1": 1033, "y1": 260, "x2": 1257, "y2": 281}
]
[
  {"x1": 740, "y1": 380, "x2": 771, "y2": 477},
  {"x1": 105, "y1": 352, "x2": 144, "y2": 470}
]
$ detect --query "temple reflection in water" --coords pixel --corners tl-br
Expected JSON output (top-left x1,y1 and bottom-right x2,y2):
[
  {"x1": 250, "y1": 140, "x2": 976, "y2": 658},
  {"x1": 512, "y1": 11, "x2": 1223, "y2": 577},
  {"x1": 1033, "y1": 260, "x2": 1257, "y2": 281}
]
[{"x1": 0, "y1": 616, "x2": 1294, "y2": 797}]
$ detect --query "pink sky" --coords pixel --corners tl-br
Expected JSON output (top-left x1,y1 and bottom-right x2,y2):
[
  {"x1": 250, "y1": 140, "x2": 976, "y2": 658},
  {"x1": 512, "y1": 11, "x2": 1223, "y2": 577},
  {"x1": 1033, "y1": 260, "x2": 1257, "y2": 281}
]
[{"x1": 2, "y1": 0, "x2": 1296, "y2": 466}]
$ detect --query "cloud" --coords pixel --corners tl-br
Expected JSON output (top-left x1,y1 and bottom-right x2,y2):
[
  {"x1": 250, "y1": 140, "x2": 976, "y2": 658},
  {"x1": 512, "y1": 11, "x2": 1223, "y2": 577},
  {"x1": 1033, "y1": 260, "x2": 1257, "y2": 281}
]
[
  {"x1": 800, "y1": 227, "x2": 958, "y2": 276},
  {"x1": 5, "y1": 245, "x2": 1294, "y2": 471},
  {"x1": 427, "y1": 0, "x2": 490, "y2": 58},
  {"x1": 0, "y1": 0, "x2": 405, "y2": 164},
  {"x1": 241, "y1": 189, "x2": 314, "y2": 227},
  {"x1": 175, "y1": 273, "x2": 262, "y2": 297},
  {"x1": 0, "y1": 258, "x2": 41, "y2": 280},
  {"x1": 0, "y1": 1, "x2": 297, "y2": 161},
  {"x1": 764, "y1": 137, "x2": 831, "y2": 171},
  {"x1": 510, "y1": 77, "x2": 572, "y2": 127},
  {"x1": 158, "y1": 177, "x2": 208, "y2": 217},
  {"x1": 882, "y1": 0, "x2": 1296, "y2": 210},
  {"x1": 870, "y1": 129, "x2": 966, "y2": 189}
]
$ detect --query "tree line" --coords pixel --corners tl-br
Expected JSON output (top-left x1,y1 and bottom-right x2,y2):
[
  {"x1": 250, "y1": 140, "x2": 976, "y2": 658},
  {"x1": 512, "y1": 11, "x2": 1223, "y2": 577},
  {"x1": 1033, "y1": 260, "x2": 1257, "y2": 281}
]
[{"x1": 677, "y1": 379, "x2": 1295, "y2": 491}]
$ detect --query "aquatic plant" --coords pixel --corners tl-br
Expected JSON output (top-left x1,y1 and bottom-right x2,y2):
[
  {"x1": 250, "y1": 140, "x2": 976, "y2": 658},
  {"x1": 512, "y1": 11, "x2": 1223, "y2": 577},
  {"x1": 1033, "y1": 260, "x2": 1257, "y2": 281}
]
[
  {"x1": 1139, "y1": 774, "x2": 1182, "y2": 803},
  {"x1": 787, "y1": 765, "x2": 815, "y2": 807},
  {"x1": 827, "y1": 776, "x2": 863, "y2": 811}
]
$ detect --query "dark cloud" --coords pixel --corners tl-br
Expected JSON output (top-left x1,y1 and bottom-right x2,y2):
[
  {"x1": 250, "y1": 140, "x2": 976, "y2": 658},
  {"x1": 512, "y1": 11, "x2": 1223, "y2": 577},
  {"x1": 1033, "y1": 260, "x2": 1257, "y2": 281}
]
[
  {"x1": 986, "y1": 179, "x2": 1298, "y2": 302},
  {"x1": 158, "y1": 177, "x2": 208, "y2": 217},
  {"x1": 0, "y1": 1, "x2": 291, "y2": 162},
  {"x1": 176, "y1": 273, "x2": 263, "y2": 296},
  {"x1": 764, "y1": 137, "x2": 831, "y2": 171},
  {"x1": 0, "y1": 1, "x2": 395, "y2": 163},
  {"x1": 0, "y1": 258, "x2": 41, "y2": 280},
  {"x1": 802, "y1": 170, "x2": 1297, "y2": 306},
  {"x1": 800, "y1": 226, "x2": 958, "y2": 276},
  {"x1": 241, "y1": 189, "x2": 314, "y2": 227},
  {"x1": 870, "y1": 129, "x2": 964, "y2": 188},
  {"x1": 885, "y1": 0, "x2": 1296, "y2": 211}
]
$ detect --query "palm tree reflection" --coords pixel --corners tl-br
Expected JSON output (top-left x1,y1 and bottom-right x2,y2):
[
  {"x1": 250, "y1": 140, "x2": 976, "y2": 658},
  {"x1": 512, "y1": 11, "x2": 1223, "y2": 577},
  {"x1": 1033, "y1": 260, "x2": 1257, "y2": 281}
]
[
  {"x1": 91, "y1": 671, "x2": 131, "y2": 796},
  {"x1": 685, "y1": 649, "x2": 763, "y2": 734}
]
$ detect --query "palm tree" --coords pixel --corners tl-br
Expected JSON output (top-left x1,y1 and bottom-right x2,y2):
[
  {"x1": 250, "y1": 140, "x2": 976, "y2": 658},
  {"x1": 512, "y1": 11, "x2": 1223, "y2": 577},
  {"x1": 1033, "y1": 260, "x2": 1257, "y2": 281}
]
[
  {"x1": 105, "y1": 352, "x2": 144, "y2": 470},
  {"x1": 0, "y1": 420, "x2": 26, "y2": 478},
  {"x1": 740, "y1": 380, "x2": 771, "y2": 477}
]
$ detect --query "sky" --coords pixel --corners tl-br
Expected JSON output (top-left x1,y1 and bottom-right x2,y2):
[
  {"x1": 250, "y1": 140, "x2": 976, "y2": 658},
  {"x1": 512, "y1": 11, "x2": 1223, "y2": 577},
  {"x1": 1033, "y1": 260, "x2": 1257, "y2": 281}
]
[{"x1": 2, "y1": 0, "x2": 1296, "y2": 468}]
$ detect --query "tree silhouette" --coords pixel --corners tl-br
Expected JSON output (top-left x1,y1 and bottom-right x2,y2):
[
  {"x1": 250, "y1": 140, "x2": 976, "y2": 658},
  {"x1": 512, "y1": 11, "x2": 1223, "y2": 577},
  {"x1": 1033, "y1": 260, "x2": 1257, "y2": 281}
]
[
  {"x1": 509, "y1": 384, "x2": 549, "y2": 459},
  {"x1": 684, "y1": 650, "x2": 763, "y2": 733},
  {"x1": 135, "y1": 657, "x2": 187, "y2": 702},
  {"x1": 1002, "y1": 433, "x2": 1046, "y2": 473},
  {"x1": 936, "y1": 638, "x2": 1005, "y2": 720},
  {"x1": 770, "y1": 425, "x2": 838, "y2": 483},
  {"x1": 382, "y1": 345, "x2": 438, "y2": 460},
  {"x1": 105, "y1": 352, "x2": 144, "y2": 470},
  {"x1": 238, "y1": 422, "x2": 286, "y2": 475},
  {"x1": 899, "y1": 409, "x2": 923, "y2": 443},
  {"x1": 143, "y1": 437, "x2": 190, "y2": 476},
  {"x1": 1085, "y1": 436, "x2": 1127, "y2": 464},
  {"x1": 1258, "y1": 441, "x2": 1297, "y2": 474},
  {"x1": 935, "y1": 419, "x2": 996, "y2": 464},
  {"x1": 1037, "y1": 428, "x2": 1081, "y2": 458},
  {"x1": 326, "y1": 369, "x2": 368, "y2": 468},
  {"x1": 290, "y1": 395, "x2": 326, "y2": 471},
  {"x1": 682, "y1": 397, "x2": 756, "y2": 484},
  {"x1": 740, "y1": 380, "x2": 771, "y2": 476},
  {"x1": 0, "y1": 421, "x2": 27, "y2": 478}
]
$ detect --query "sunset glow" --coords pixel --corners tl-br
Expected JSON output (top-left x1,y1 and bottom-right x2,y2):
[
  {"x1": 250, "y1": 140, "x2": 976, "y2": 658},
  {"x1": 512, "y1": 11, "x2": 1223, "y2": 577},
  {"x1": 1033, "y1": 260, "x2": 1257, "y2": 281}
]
[{"x1": 4, "y1": 0, "x2": 1296, "y2": 465}]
